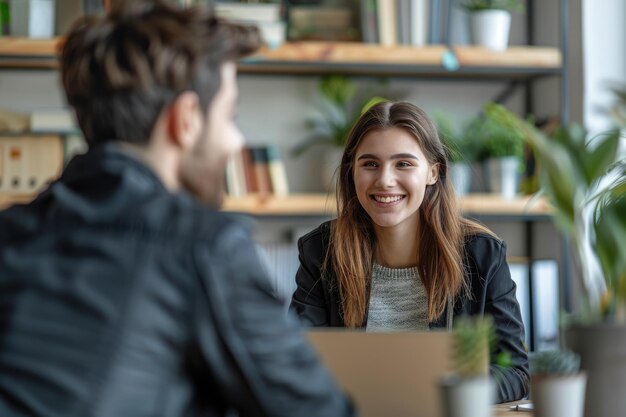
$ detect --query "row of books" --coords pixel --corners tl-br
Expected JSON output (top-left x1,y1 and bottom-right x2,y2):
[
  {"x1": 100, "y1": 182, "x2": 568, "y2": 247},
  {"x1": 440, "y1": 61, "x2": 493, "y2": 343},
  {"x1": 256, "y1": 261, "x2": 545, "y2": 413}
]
[
  {"x1": 225, "y1": 144, "x2": 289, "y2": 198},
  {"x1": 362, "y1": 0, "x2": 430, "y2": 46},
  {"x1": 211, "y1": 1, "x2": 438, "y2": 47}
]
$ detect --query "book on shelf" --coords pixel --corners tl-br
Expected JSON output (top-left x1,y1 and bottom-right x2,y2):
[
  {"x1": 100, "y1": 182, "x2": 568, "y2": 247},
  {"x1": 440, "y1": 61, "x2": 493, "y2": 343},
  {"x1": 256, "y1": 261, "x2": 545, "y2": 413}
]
[
  {"x1": 410, "y1": 0, "x2": 429, "y2": 46},
  {"x1": 215, "y1": 1, "x2": 286, "y2": 48},
  {"x1": 249, "y1": 146, "x2": 272, "y2": 195},
  {"x1": 359, "y1": 0, "x2": 378, "y2": 44},
  {"x1": 376, "y1": 0, "x2": 397, "y2": 46},
  {"x1": 225, "y1": 144, "x2": 289, "y2": 198},
  {"x1": 29, "y1": 109, "x2": 78, "y2": 133}
]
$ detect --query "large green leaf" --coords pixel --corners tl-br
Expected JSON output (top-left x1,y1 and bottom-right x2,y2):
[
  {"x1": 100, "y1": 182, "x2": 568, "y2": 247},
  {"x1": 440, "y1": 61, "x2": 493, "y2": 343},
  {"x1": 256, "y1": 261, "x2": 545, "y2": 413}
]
[{"x1": 583, "y1": 130, "x2": 621, "y2": 186}]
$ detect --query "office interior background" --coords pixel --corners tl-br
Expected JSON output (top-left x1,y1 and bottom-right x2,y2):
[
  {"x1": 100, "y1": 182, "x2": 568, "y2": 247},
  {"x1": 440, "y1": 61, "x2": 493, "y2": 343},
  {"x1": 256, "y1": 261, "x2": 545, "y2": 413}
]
[{"x1": 0, "y1": 0, "x2": 625, "y2": 353}]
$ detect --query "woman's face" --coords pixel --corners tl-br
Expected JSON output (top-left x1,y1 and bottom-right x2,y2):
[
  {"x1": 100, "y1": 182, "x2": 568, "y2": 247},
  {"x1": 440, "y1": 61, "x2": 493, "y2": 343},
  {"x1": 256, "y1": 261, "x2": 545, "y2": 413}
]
[{"x1": 353, "y1": 127, "x2": 438, "y2": 232}]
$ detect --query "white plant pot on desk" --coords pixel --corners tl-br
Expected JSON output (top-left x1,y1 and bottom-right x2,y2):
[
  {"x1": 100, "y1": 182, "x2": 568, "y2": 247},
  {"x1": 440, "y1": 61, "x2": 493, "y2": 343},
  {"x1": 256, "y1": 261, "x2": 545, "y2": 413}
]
[
  {"x1": 470, "y1": 10, "x2": 512, "y2": 52},
  {"x1": 439, "y1": 374, "x2": 493, "y2": 417},
  {"x1": 531, "y1": 372, "x2": 587, "y2": 417}
]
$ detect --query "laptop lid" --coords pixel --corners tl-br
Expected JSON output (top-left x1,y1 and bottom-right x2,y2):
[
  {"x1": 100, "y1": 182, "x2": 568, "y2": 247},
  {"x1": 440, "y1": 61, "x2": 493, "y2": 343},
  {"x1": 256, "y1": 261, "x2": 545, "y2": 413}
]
[{"x1": 307, "y1": 330, "x2": 452, "y2": 417}]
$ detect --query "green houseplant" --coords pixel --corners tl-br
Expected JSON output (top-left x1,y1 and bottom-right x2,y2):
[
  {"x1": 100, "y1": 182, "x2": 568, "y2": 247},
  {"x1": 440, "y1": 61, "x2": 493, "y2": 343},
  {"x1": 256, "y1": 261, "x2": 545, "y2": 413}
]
[
  {"x1": 292, "y1": 75, "x2": 387, "y2": 190},
  {"x1": 529, "y1": 350, "x2": 586, "y2": 417},
  {"x1": 465, "y1": 104, "x2": 525, "y2": 198},
  {"x1": 484, "y1": 98, "x2": 626, "y2": 417},
  {"x1": 460, "y1": 0, "x2": 524, "y2": 51},
  {"x1": 435, "y1": 113, "x2": 481, "y2": 197},
  {"x1": 439, "y1": 316, "x2": 495, "y2": 417}
]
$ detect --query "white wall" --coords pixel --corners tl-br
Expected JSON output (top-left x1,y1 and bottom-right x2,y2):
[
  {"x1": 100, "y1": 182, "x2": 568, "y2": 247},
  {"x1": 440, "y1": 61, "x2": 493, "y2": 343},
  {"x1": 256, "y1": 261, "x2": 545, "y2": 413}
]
[{"x1": 582, "y1": 0, "x2": 626, "y2": 133}]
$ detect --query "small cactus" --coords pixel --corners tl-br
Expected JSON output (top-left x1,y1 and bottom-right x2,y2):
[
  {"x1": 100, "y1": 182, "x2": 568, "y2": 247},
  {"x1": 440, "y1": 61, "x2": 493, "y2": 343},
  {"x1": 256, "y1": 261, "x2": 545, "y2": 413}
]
[
  {"x1": 452, "y1": 315, "x2": 495, "y2": 378},
  {"x1": 529, "y1": 349, "x2": 581, "y2": 376}
]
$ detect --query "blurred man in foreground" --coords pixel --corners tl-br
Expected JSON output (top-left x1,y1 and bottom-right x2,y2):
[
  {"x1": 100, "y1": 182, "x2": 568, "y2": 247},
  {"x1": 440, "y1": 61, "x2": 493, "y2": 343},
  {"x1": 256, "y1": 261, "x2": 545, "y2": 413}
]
[{"x1": 0, "y1": 1, "x2": 354, "y2": 416}]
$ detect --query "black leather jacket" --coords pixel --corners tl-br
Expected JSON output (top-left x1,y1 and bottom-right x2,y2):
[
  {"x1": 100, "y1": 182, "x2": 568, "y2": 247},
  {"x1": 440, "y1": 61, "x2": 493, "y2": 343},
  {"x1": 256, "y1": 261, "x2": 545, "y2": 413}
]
[
  {"x1": 290, "y1": 221, "x2": 529, "y2": 403},
  {"x1": 0, "y1": 144, "x2": 354, "y2": 417}
]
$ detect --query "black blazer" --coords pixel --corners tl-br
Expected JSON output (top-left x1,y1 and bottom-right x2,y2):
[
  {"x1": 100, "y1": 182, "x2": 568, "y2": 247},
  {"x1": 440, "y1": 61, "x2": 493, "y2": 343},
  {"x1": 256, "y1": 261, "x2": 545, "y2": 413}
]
[{"x1": 290, "y1": 221, "x2": 529, "y2": 404}]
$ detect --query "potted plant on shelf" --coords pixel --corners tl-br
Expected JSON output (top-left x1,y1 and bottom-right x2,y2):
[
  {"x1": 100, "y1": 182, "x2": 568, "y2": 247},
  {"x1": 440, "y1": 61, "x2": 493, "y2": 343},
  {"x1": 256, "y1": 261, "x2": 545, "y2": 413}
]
[
  {"x1": 465, "y1": 104, "x2": 525, "y2": 199},
  {"x1": 435, "y1": 113, "x2": 480, "y2": 197},
  {"x1": 484, "y1": 95, "x2": 626, "y2": 417},
  {"x1": 292, "y1": 75, "x2": 387, "y2": 191},
  {"x1": 460, "y1": 0, "x2": 524, "y2": 51},
  {"x1": 529, "y1": 349, "x2": 587, "y2": 417},
  {"x1": 439, "y1": 316, "x2": 495, "y2": 417}
]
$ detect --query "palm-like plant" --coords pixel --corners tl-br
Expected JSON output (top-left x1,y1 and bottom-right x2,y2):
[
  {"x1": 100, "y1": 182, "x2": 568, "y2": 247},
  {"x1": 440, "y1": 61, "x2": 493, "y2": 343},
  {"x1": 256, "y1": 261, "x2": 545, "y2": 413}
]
[
  {"x1": 484, "y1": 99, "x2": 626, "y2": 321},
  {"x1": 292, "y1": 75, "x2": 387, "y2": 156}
]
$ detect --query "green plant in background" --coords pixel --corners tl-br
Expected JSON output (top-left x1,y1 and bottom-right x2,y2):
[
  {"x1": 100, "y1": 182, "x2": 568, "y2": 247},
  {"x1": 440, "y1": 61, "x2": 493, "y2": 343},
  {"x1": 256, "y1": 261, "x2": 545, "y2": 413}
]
[
  {"x1": 460, "y1": 0, "x2": 524, "y2": 12},
  {"x1": 484, "y1": 100, "x2": 626, "y2": 322},
  {"x1": 435, "y1": 113, "x2": 481, "y2": 163},
  {"x1": 468, "y1": 104, "x2": 525, "y2": 161},
  {"x1": 451, "y1": 316, "x2": 495, "y2": 378},
  {"x1": 529, "y1": 349, "x2": 581, "y2": 376},
  {"x1": 292, "y1": 75, "x2": 388, "y2": 156}
]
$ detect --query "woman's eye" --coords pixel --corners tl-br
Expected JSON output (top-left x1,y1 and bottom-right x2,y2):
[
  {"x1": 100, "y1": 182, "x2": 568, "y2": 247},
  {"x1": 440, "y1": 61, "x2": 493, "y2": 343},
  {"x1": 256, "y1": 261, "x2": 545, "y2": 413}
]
[
  {"x1": 363, "y1": 161, "x2": 378, "y2": 168},
  {"x1": 397, "y1": 161, "x2": 412, "y2": 168}
]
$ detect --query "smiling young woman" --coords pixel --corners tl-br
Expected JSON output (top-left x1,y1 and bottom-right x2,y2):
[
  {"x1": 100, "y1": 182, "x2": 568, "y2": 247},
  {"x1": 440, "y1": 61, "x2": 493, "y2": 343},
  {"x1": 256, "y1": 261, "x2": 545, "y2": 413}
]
[{"x1": 289, "y1": 101, "x2": 530, "y2": 403}]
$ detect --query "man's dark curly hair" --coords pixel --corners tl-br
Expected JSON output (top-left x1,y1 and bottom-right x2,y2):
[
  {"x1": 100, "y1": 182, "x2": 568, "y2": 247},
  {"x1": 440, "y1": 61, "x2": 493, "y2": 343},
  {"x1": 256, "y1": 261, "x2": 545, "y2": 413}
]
[{"x1": 61, "y1": 0, "x2": 260, "y2": 146}]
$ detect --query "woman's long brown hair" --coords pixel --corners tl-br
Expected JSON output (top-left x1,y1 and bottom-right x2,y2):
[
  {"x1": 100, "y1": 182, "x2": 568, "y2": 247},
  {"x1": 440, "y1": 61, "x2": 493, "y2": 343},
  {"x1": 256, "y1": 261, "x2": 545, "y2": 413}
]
[{"x1": 327, "y1": 101, "x2": 491, "y2": 327}]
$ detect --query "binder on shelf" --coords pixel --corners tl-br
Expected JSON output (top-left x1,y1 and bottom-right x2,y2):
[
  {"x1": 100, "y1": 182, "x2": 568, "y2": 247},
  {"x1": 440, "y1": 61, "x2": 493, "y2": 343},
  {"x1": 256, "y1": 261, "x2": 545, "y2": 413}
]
[{"x1": 0, "y1": 135, "x2": 63, "y2": 193}]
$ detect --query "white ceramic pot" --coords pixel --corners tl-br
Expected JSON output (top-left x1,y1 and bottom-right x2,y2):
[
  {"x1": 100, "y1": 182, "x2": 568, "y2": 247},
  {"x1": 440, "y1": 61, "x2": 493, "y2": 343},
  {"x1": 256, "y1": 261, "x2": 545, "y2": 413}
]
[
  {"x1": 470, "y1": 10, "x2": 512, "y2": 52},
  {"x1": 485, "y1": 157, "x2": 519, "y2": 199},
  {"x1": 440, "y1": 374, "x2": 493, "y2": 417},
  {"x1": 450, "y1": 162, "x2": 472, "y2": 197},
  {"x1": 531, "y1": 373, "x2": 587, "y2": 417}
]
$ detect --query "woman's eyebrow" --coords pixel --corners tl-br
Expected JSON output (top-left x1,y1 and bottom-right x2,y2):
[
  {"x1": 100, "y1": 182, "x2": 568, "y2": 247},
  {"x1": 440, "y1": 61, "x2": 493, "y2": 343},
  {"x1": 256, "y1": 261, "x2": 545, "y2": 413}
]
[{"x1": 356, "y1": 153, "x2": 419, "y2": 161}]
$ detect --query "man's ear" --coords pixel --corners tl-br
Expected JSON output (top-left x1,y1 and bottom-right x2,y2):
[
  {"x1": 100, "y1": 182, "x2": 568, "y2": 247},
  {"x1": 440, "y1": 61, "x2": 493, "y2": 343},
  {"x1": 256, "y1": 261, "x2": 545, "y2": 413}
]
[
  {"x1": 427, "y1": 163, "x2": 439, "y2": 185},
  {"x1": 166, "y1": 91, "x2": 202, "y2": 150}
]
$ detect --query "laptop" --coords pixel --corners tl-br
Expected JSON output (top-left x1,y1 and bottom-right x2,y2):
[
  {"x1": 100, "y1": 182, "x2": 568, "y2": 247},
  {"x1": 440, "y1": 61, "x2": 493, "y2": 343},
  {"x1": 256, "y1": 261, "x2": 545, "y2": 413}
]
[{"x1": 307, "y1": 330, "x2": 452, "y2": 417}]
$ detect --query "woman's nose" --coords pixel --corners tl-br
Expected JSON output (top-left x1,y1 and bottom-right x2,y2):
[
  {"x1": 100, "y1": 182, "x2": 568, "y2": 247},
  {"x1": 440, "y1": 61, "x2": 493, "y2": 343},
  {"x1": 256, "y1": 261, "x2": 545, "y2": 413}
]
[{"x1": 375, "y1": 166, "x2": 396, "y2": 187}]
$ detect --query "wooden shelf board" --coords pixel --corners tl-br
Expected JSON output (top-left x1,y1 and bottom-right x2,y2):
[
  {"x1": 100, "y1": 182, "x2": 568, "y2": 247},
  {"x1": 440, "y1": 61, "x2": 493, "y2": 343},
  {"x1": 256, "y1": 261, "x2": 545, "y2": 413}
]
[
  {"x1": 0, "y1": 38, "x2": 561, "y2": 77},
  {"x1": 2, "y1": 192, "x2": 551, "y2": 217},
  {"x1": 223, "y1": 193, "x2": 551, "y2": 217}
]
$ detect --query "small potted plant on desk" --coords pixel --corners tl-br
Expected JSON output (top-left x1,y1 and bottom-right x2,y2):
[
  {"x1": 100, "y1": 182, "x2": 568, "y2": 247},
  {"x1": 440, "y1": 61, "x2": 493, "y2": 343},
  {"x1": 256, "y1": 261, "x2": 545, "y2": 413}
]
[
  {"x1": 485, "y1": 94, "x2": 626, "y2": 417},
  {"x1": 460, "y1": 0, "x2": 524, "y2": 51},
  {"x1": 440, "y1": 316, "x2": 495, "y2": 417},
  {"x1": 529, "y1": 349, "x2": 587, "y2": 417}
]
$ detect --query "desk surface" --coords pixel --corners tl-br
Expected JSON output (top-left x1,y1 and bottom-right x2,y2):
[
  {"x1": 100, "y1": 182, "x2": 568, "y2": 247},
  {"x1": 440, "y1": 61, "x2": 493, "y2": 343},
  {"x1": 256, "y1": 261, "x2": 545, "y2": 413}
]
[{"x1": 494, "y1": 400, "x2": 532, "y2": 416}]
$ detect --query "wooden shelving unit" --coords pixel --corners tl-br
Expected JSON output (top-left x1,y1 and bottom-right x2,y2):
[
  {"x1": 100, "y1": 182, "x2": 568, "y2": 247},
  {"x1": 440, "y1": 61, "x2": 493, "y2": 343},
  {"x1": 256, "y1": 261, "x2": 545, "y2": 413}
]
[{"x1": 0, "y1": 37, "x2": 561, "y2": 80}]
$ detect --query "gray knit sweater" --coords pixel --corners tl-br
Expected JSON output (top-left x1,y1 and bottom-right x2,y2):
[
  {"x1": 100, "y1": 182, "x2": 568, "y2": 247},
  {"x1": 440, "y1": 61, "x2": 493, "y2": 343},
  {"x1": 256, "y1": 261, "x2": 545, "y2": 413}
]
[{"x1": 365, "y1": 262, "x2": 430, "y2": 332}]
